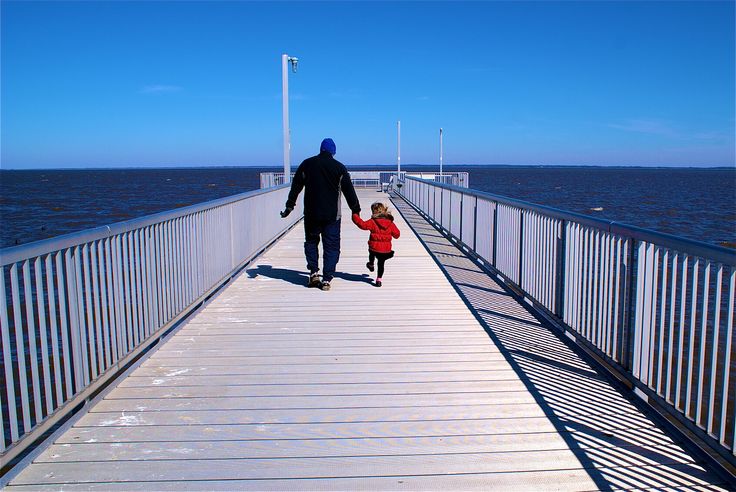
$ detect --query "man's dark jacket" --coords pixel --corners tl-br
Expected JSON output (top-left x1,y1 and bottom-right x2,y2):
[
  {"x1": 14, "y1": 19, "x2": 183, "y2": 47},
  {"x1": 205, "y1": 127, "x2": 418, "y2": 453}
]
[{"x1": 285, "y1": 151, "x2": 361, "y2": 221}]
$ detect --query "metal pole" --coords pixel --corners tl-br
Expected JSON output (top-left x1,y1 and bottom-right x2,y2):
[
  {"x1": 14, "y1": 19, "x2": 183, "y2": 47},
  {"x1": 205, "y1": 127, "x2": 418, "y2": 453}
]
[
  {"x1": 397, "y1": 120, "x2": 401, "y2": 175},
  {"x1": 281, "y1": 54, "x2": 290, "y2": 184},
  {"x1": 439, "y1": 128, "x2": 443, "y2": 178}
]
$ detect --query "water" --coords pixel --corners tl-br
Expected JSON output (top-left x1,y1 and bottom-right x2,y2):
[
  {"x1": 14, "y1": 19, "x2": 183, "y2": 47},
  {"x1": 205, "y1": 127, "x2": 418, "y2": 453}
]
[
  {"x1": 0, "y1": 168, "x2": 270, "y2": 248},
  {"x1": 1, "y1": 166, "x2": 734, "y2": 249},
  {"x1": 464, "y1": 166, "x2": 736, "y2": 247}
]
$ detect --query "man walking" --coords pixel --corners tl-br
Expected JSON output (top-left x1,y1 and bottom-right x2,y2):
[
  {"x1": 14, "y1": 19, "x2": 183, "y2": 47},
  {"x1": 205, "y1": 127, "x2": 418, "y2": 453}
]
[{"x1": 280, "y1": 138, "x2": 361, "y2": 291}]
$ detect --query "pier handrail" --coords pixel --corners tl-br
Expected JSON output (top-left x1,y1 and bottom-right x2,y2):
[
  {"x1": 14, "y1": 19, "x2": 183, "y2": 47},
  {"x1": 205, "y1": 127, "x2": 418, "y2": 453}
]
[
  {"x1": 260, "y1": 171, "x2": 469, "y2": 190},
  {"x1": 397, "y1": 176, "x2": 736, "y2": 464},
  {"x1": 0, "y1": 184, "x2": 303, "y2": 464}
]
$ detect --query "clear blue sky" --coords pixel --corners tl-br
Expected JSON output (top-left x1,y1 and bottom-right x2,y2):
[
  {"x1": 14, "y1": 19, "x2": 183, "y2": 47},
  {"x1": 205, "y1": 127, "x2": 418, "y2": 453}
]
[{"x1": 1, "y1": 1, "x2": 734, "y2": 168}]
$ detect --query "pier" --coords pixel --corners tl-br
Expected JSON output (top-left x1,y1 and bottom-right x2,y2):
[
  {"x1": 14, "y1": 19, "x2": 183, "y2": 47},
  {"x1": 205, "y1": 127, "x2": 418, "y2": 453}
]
[{"x1": 2, "y1": 179, "x2": 735, "y2": 490}]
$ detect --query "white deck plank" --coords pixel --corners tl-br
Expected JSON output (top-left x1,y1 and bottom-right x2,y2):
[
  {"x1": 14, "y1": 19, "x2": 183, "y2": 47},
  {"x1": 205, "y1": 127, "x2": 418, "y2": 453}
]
[
  {"x1": 105, "y1": 380, "x2": 531, "y2": 398},
  {"x1": 131, "y1": 361, "x2": 517, "y2": 376},
  {"x1": 79, "y1": 402, "x2": 550, "y2": 425},
  {"x1": 5, "y1": 477, "x2": 726, "y2": 492},
  {"x1": 88, "y1": 391, "x2": 539, "y2": 412},
  {"x1": 116, "y1": 370, "x2": 524, "y2": 387},
  {"x1": 9, "y1": 450, "x2": 718, "y2": 485},
  {"x1": 29, "y1": 433, "x2": 601, "y2": 462}
]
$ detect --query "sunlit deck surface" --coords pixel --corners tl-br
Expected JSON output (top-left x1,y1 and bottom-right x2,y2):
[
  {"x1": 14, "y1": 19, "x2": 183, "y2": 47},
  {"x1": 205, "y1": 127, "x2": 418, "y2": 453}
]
[{"x1": 6, "y1": 190, "x2": 729, "y2": 490}]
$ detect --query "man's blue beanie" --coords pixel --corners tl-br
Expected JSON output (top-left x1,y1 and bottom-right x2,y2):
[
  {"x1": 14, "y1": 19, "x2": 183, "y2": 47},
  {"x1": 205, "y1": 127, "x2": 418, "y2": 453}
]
[{"x1": 320, "y1": 138, "x2": 336, "y2": 155}]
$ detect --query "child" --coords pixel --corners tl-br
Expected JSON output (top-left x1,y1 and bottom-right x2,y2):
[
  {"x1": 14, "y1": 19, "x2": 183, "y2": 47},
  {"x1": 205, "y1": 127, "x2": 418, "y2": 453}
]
[{"x1": 352, "y1": 202, "x2": 400, "y2": 287}]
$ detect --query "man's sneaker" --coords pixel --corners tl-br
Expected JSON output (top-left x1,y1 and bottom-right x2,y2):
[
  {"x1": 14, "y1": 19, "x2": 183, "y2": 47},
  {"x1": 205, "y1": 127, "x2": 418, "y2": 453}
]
[
  {"x1": 366, "y1": 262, "x2": 375, "y2": 272},
  {"x1": 308, "y1": 272, "x2": 321, "y2": 288},
  {"x1": 320, "y1": 280, "x2": 331, "y2": 291}
]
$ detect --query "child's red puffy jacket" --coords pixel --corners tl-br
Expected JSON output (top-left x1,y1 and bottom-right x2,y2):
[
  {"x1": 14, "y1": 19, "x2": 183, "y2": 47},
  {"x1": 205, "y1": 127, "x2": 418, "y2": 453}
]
[{"x1": 352, "y1": 213, "x2": 400, "y2": 253}]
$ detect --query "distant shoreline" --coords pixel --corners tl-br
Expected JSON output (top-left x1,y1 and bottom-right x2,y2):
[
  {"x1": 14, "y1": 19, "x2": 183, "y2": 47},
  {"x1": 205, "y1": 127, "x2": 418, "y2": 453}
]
[{"x1": 2, "y1": 164, "x2": 734, "y2": 171}]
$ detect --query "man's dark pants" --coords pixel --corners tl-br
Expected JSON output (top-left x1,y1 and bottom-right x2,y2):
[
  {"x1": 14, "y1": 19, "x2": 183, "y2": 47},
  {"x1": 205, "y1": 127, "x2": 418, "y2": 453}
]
[{"x1": 304, "y1": 217, "x2": 341, "y2": 282}]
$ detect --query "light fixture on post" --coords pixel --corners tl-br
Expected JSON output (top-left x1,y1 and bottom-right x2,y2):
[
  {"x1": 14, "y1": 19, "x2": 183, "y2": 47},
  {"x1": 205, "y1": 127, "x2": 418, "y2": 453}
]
[{"x1": 282, "y1": 54, "x2": 298, "y2": 183}]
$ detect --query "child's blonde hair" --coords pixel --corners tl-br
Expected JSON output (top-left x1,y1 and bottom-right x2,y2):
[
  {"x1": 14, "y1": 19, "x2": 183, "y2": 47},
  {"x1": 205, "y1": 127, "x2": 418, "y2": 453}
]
[{"x1": 371, "y1": 202, "x2": 388, "y2": 218}]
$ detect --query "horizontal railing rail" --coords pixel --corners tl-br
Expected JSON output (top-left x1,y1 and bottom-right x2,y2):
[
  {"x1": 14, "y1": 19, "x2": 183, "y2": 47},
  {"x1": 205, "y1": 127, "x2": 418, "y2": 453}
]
[
  {"x1": 401, "y1": 171, "x2": 469, "y2": 188},
  {"x1": 260, "y1": 171, "x2": 391, "y2": 190},
  {"x1": 397, "y1": 176, "x2": 736, "y2": 464},
  {"x1": 0, "y1": 184, "x2": 303, "y2": 464},
  {"x1": 260, "y1": 171, "x2": 469, "y2": 190}
]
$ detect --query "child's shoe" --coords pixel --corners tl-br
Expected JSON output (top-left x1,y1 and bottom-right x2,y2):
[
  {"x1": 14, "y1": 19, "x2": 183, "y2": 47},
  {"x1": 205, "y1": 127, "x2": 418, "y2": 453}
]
[
  {"x1": 366, "y1": 262, "x2": 375, "y2": 272},
  {"x1": 375, "y1": 277, "x2": 382, "y2": 287},
  {"x1": 321, "y1": 280, "x2": 331, "y2": 291},
  {"x1": 308, "y1": 272, "x2": 321, "y2": 288}
]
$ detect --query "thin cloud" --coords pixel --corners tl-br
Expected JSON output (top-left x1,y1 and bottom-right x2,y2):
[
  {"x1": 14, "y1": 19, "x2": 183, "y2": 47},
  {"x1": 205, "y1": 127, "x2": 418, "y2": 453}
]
[
  {"x1": 608, "y1": 119, "x2": 677, "y2": 137},
  {"x1": 140, "y1": 85, "x2": 183, "y2": 94},
  {"x1": 692, "y1": 131, "x2": 732, "y2": 141},
  {"x1": 609, "y1": 119, "x2": 734, "y2": 143},
  {"x1": 327, "y1": 91, "x2": 362, "y2": 100}
]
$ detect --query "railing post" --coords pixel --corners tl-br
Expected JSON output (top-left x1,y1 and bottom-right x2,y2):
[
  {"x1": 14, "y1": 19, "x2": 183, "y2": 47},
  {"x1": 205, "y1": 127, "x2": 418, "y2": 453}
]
[
  {"x1": 440, "y1": 187, "x2": 444, "y2": 230},
  {"x1": 64, "y1": 249, "x2": 84, "y2": 393},
  {"x1": 518, "y1": 210, "x2": 525, "y2": 288},
  {"x1": 229, "y1": 205, "x2": 236, "y2": 269},
  {"x1": 555, "y1": 220, "x2": 567, "y2": 318},
  {"x1": 620, "y1": 237, "x2": 638, "y2": 370},
  {"x1": 459, "y1": 193, "x2": 463, "y2": 242},
  {"x1": 492, "y1": 202, "x2": 498, "y2": 267},
  {"x1": 473, "y1": 196, "x2": 478, "y2": 252},
  {"x1": 424, "y1": 185, "x2": 434, "y2": 215}
]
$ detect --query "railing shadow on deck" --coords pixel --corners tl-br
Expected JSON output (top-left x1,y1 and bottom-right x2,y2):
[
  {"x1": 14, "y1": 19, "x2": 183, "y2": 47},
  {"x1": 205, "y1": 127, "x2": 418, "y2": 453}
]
[{"x1": 393, "y1": 198, "x2": 727, "y2": 490}]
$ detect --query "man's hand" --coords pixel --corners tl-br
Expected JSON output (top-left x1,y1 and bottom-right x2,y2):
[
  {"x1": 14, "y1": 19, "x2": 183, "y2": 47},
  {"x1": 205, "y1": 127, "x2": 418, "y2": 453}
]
[{"x1": 280, "y1": 207, "x2": 293, "y2": 218}]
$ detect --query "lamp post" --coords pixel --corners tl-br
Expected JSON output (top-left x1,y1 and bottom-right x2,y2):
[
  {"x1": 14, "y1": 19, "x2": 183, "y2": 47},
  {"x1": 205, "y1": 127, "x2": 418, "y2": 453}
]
[
  {"x1": 282, "y1": 54, "x2": 298, "y2": 183},
  {"x1": 397, "y1": 120, "x2": 401, "y2": 175},
  {"x1": 439, "y1": 127, "x2": 443, "y2": 179}
]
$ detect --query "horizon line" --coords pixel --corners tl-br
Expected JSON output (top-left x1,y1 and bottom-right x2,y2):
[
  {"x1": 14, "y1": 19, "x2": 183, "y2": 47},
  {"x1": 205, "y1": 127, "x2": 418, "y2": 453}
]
[{"x1": 2, "y1": 163, "x2": 735, "y2": 171}]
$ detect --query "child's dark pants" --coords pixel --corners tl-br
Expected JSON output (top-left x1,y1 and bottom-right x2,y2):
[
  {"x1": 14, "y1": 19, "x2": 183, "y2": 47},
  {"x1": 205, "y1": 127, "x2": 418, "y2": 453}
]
[{"x1": 369, "y1": 251, "x2": 394, "y2": 278}]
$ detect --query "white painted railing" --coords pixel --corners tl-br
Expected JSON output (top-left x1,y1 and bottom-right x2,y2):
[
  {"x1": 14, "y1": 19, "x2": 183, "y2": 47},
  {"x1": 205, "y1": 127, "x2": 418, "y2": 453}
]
[
  {"x1": 397, "y1": 176, "x2": 736, "y2": 463},
  {"x1": 260, "y1": 171, "x2": 469, "y2": 190},
  {"x1": 0, "y1": 185, "x2": 302, "y2": 463}
]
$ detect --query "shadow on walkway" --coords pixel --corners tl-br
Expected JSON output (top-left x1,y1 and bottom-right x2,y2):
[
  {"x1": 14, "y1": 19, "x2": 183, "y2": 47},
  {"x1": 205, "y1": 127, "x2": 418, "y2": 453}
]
[
  {"x1": 333, "y1": 271, "x2": 374, "y2": 284},
  {"x1": 246, "y1": 264, "x2": 309, "y2": 287},
  {"x1": 391, "y1": 195, "x2": 727, "y2": 491},
  {"x1": 247, "y1": 264, "x2": 373, "y2": 287}
]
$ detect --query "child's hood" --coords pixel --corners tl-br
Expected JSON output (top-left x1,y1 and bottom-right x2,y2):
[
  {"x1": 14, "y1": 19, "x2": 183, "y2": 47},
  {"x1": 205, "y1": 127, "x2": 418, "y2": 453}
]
[{"x1": 372, "y1": 216, "x2": 395, "y2": 229}]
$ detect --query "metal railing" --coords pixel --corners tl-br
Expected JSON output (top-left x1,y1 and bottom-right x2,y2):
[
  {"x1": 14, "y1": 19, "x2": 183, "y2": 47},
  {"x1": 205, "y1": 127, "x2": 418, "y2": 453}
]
[
  {"x1": 0, "y1": 184, "x2": 303, "y2": 463},
  {"x1": 397, "y1": 176, "x2": 736, "y2": 462},
  {"x1": 401, "y1": 171, "x2": 469, "y2": 188},
  {"x1": 260, "y1": 171, "x2": 469, "y2": 190}
]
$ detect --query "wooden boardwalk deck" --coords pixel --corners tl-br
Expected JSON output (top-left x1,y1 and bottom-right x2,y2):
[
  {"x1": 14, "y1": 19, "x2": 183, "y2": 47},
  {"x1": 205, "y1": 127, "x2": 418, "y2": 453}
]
[{"x1": 5, "y1": 190, "x2": 729, "y2": 491}]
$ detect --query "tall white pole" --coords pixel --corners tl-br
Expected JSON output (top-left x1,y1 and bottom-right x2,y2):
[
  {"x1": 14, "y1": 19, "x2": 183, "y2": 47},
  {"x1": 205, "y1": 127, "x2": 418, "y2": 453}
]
[
  {"x1": 397, "y1": 120, "x2": 401, "y2": 175},
  {"x1": 282, "y1": 54, "x2": 291, "y2": 183},
  {"x1": 439, "y1": 127, "x2": 443, "y2": 177}
]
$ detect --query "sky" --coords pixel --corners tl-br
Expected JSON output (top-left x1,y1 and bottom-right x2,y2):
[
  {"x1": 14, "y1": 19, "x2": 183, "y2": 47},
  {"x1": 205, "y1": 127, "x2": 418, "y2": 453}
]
[{"x1": 1, "y1": 1, "x2": 734, "y2": 169}]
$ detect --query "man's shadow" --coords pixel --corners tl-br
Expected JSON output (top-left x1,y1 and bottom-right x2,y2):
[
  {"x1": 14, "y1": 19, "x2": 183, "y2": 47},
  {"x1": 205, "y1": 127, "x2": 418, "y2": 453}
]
[
  {"x1": 333, "y1": 271, "x2": 373, "y2": 284},
  {"x1": 247, "y1": 264, "x2": 372, "y2": 287}
]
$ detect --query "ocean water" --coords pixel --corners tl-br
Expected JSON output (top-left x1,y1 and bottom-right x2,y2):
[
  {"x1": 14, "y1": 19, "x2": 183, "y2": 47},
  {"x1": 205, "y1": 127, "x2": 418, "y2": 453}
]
[
  {"x1": 1, "y1": 166, "x2": 734, "y2": 249},
  {"x1": 465, "y1": 166, "x2": 736, "y2": 247}
]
